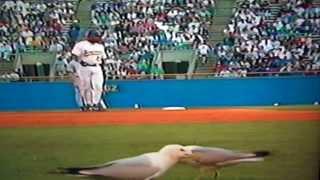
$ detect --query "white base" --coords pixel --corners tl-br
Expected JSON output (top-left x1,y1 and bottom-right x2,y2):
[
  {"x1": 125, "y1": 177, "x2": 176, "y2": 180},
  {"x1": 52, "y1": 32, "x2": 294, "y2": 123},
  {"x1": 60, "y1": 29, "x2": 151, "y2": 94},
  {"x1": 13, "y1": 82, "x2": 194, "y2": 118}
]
[{"x1": 162, "y1": 107, "x2": 187, "y2": 111}]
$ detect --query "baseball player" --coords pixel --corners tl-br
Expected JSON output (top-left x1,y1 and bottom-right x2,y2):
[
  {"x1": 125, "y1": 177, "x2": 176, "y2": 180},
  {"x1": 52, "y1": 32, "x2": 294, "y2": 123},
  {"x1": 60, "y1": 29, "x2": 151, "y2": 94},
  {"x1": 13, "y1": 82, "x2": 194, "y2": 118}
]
[
  {"x1": 67, "y1": 59, "x2": 84, "y2": 111},
  {"x1": 71, "y1": 29, "x2": 107, "y2": 111}
]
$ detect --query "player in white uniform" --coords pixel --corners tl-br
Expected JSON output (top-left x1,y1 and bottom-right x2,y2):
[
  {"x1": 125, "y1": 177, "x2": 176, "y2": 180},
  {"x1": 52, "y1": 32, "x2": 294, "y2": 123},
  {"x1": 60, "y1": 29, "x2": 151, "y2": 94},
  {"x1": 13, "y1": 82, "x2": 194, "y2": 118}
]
[
  {"x1": 71, "y1": 30, "x2": 107, "y2": 111},
  {"x1": 67, "y1": 59, "x2": 84, "y2": 110}
]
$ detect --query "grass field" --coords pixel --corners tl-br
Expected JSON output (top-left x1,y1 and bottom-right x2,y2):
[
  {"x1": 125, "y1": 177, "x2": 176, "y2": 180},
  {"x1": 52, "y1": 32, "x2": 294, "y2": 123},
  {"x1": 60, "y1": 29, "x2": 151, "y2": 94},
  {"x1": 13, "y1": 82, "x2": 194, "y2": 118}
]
[{"x1": 0, "y1": 121, "x2": 319, "y2": 180}]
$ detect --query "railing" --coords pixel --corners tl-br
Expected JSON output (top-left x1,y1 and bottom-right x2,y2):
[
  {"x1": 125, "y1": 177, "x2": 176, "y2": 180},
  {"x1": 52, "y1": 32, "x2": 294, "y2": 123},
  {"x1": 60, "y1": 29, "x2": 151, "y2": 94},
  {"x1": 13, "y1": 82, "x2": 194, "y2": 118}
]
[{"x1": 1, "y1": 70, "x2": 319, "y2": 82}]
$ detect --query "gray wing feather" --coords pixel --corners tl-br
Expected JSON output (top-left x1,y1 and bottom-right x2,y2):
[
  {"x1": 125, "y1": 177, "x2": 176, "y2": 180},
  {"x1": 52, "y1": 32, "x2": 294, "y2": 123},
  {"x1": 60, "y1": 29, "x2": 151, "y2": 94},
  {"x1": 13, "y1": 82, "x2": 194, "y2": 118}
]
[
  {"x1": 190, "y1": 147, "x2": 253, "y2": 165},
  {"x1": 80, "y1": 155, "x2": 160, "y2": 179}
]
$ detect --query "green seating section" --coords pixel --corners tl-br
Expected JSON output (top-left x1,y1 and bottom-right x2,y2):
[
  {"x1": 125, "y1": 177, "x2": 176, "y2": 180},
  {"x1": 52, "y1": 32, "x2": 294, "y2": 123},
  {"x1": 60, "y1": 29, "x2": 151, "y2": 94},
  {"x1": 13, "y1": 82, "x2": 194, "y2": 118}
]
[
  {"x1": 158, "y1": 50, "x2": 195, "y2": 63},
  {"x1": 0, "y1": 61, "x2": 15, "y2": 73},
  {"x1": 21, "y1": 52, "x2": 56, "y2": 65}
]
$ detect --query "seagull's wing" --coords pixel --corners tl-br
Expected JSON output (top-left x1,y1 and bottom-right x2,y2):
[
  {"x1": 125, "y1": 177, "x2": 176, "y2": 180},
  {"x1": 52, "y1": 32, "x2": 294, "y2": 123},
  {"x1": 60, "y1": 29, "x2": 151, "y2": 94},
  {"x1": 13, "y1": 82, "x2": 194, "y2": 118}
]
[
  {"x1": 185, "y1": 146, "x2": 269, "y2": 167},
  {"x1": 190, "y1": 147, "x2": 246, "y2": 164},
  {"x1": 61, "y1": 154, "x2": 161, "y2": 179}
]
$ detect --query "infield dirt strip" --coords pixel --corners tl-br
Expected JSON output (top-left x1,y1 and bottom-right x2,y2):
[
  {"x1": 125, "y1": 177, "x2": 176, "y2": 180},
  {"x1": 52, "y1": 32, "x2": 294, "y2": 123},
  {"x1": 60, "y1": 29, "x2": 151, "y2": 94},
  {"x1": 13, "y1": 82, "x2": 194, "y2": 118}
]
[{"x1": 0, "y1": 108, "x2": 319, "y2": 128}]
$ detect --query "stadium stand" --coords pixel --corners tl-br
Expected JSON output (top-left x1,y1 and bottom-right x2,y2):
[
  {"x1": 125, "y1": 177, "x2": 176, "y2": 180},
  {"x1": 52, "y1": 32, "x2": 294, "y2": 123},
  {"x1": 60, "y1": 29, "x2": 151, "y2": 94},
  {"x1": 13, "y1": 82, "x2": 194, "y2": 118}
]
[
  {"x1": 214, "y1": 0, "x2": 320, "y2": 77},
  {"x1": 0, "y1": 0, "x2": 79, "y2": 52},
  {"x1": 90, "y1": 0, "x2": 215, "y2": 78},
  {"x1": 0, "y1": 0, "x2": 80, "y2": 79},
  {"x1": 194, "y1": 0, "x2": 234, "y2": 76},
  {"x1": 1, "y1": 0, "x2": 320, "y2": 81}
]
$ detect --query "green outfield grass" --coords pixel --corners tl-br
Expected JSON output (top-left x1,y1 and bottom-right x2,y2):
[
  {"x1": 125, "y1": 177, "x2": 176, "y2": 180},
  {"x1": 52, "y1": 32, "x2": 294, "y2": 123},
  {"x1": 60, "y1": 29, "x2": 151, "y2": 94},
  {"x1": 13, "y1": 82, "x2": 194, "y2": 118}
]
[{"x1": 0, "y1": 121, "x2": 319, "y2": 180}]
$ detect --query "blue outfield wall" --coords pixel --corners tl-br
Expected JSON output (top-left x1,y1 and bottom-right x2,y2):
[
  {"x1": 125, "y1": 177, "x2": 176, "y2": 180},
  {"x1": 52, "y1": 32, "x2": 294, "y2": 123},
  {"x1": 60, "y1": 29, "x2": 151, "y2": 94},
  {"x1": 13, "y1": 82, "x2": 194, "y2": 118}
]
[
  {"x1": 0, "y1": 82, "x2": 78, "y2": 111},
  {"x1": 0, "y1": 76, "x2": 319, "y2": 111}
]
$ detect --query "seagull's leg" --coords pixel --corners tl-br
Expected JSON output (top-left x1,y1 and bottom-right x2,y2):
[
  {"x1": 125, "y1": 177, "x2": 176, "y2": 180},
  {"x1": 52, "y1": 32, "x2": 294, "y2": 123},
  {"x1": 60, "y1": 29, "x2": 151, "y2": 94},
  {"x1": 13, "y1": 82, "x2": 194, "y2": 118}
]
[
  {"x1": 210, "y1": 168, "x2": 220, "y2": 180},
  {"x1": 195, "y1": 168, "x2": 207, "y2": 180},
  {"x1": 196, "y1": 167, "x2": 218, "y2": 180},
  {"x1": 206, "y1": 167, "x2": 219, "y2": 180}
]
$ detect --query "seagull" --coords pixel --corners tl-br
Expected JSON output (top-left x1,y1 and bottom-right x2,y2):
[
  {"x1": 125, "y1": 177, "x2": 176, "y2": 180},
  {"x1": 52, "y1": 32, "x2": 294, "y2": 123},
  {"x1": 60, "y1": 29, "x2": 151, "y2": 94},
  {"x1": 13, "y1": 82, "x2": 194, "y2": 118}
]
[
  {"x1": 58, "y1": 144, "x2": 192, "y2": 180},
  {"x1": 180, "y1": 145, "x2": 270, "y2": 179}
]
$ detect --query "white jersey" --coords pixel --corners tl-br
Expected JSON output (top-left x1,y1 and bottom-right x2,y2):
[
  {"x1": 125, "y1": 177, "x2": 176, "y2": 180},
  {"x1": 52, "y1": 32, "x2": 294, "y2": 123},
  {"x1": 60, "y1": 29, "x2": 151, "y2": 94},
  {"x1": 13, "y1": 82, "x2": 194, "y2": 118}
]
[
  {"x1": 67, "y1": 60, "x2": 81, "y2": 75},
  {"x1": 198, "y1": 44, "x2": 210, "y2": 55},
  {"x1": 67, "y1": 60, "x2": 81, "y2": 87},
  {"x1": 72, "y1": 40, "x2": 107, "y2": 65}
]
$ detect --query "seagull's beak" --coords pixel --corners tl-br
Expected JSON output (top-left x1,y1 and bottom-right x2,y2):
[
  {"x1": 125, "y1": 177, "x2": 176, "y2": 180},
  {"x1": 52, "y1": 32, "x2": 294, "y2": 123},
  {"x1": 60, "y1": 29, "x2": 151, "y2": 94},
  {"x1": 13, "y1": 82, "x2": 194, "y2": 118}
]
[{"x1": 184, "y1": 149, "x2": 193, "y2": 157}]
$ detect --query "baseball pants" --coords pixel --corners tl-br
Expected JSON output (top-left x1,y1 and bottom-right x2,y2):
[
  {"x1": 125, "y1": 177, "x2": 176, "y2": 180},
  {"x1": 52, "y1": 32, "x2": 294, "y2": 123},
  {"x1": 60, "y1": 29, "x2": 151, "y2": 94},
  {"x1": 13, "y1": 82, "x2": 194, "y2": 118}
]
[{"x1": 79, "y1": 65, "x2": 104, "y2": 107}]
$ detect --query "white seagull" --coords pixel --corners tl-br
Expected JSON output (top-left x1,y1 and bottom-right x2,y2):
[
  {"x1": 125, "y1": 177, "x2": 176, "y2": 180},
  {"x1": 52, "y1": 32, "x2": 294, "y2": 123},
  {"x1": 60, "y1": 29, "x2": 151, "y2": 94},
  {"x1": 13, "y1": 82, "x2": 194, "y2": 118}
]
[
  {"x1": 59, "y1": 144, "x2": 192, "y2": 180},
  {"x1": 180, "y1": 145, "x2": 270, "y2": 179}
]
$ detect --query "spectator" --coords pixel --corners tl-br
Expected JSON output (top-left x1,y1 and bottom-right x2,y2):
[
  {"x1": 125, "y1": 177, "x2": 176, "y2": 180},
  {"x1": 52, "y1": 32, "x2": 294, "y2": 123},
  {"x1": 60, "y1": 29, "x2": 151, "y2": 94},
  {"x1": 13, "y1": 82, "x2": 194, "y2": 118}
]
[
  {"x1": 0, "y1": 71, "x2": 20, "y2": 82},
  {"x1": 197, "y1": 41, "x2": 211, "y2": 63},
  {"x1": 150, "y1": 64, "x2": 165, "y2": 79},
  {"x1": 68, "y1": 20, "x2": 81, "y2": 47},
  {"x1": 54, "y1": 51, "x2": 70, "y2": 76}
]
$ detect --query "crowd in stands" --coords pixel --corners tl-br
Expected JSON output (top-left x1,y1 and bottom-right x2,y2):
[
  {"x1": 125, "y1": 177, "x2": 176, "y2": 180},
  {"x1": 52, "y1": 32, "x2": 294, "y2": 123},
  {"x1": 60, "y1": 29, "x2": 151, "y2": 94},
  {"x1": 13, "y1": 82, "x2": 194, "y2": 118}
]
[
  {"x1": 1, "y1": 0, "x2": 215, "y2": 79},
  {"x1": 91, "y1": 0, "x2": 215, "y2": 79},
  {"x1": 3, "y1": 0, "x2": 320, "y2": 80},
  {"x1": 214, "y1": 0, "x2": 320, "y2": 77},
  {"x1": 0, "y1": 0, "x2": 79, "y2": 63}
]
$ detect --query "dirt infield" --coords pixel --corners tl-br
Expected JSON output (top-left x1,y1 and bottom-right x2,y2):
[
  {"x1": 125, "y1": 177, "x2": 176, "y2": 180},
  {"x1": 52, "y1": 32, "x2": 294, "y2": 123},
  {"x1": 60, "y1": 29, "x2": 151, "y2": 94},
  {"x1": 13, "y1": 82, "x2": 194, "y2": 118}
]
[{"x1": 0, "y1": 108, "x2": 319, "y2": 128}]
